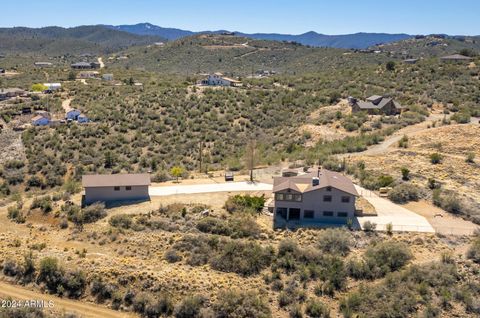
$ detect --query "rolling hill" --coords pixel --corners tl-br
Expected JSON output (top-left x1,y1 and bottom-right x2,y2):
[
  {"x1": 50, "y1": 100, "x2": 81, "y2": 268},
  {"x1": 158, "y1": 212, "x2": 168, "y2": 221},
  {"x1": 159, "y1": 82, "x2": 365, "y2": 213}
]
[
  {"x1": 0, "y1": 26, "x2": 166, "y2": 55},
  {"x1": 111, "y1": 34, "x2": 393, "y2": 75},
  {"x1": 107, "y1": 22, "x2": 412, "y2": 48}
]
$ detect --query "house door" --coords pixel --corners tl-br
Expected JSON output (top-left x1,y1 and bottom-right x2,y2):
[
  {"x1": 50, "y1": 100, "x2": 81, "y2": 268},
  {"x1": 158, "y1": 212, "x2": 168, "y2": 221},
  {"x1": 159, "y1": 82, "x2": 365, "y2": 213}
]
[{"x1": 288, "y1": 208, "x2": 301, "y2": 220}]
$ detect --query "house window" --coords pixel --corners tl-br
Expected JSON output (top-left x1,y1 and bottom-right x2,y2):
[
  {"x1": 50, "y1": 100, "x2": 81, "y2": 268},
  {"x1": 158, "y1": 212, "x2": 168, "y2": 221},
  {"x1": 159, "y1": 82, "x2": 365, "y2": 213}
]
[
  {"x1": 126, "y1": 186, "x2": 132, "y2": 191},
  {"x1": 323, "y1": 211, "x2": 334, "y2": 217},
  {"x1": 293, "y1": 194, "x2": 302, "y2": 202},
  {"x1": 275, "y1": 193, "x2": 285, "y2": 201},
  {"x1": 288, "y1": 208, "x2": 301, "y2": 220},
  {"x1": 304, "y1": 210, "x2": 314, "y2": 219},
  {"x1": 341, "y1": 196, "x2": 350, "y2": 203},
  {"x1": 323, "y1": 195, "x2": 332, "y2": 202},
  {"x1": 114, "y1": 186, "x2": 120, "y2": 191},
  {"x1": 276, "y1": 208, "x2": 288, "y2": 219},
  {"x1": 286, "y1": 194, "x2": 293, "y2": 201},
  {"x1": 338, "y1": 212, "x2": 348, "y2": 217},
  {"x1": 326, "y1": 186, "x2": 332, "y2": 192}
]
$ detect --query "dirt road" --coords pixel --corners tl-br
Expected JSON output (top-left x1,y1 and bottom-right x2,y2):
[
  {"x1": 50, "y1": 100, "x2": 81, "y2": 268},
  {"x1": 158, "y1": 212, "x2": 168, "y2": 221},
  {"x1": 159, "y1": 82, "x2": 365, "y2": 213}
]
[
  {"x1": 61, "y1": 98, "x2": 72, "y2": 112},
  {"x1": 98, "y1": 57, "x2": 105, "y2": 68},
  {"x1": 0, "y1": 281, "x2": 138, "y2": 318}
]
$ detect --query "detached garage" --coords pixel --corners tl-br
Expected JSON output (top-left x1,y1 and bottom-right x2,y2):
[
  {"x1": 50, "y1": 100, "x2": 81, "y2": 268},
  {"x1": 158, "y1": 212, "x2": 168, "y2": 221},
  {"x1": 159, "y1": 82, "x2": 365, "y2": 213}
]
[{"x1": 82, "y1": 174, "x2": 151, "y2": 205}]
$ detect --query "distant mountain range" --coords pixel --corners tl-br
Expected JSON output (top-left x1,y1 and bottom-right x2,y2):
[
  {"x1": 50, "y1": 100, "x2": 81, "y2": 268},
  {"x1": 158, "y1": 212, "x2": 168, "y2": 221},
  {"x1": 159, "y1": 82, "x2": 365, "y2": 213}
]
[{"x1": 106, "y1": 23, "x2": 413, "y2": 49}]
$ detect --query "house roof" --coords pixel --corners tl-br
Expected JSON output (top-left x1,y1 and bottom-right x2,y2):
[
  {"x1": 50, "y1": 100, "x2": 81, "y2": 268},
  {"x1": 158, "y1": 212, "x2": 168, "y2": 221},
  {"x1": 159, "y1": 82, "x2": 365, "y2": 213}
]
[
  {"x1": 0, "y1": 88, "x2": 25, "y2": 94},
  {"x1": 32, "y1": 115, "x2": 47, "y2": 122},
  {"x1": 82, "y1": 174, "x2": 151, "y2": 188},
  {"x1": 71, "y1": 62, "x2": 92, "y2": 67},
  {"x1": 273, "y1": 169, "x2": 358, "y2": 196},
  {"x1": 222, "y1": 77, "x2": 241, "y2": 83},
  {"x1": 355, "y1": 96, "x2": 402, "y2": 110},
  {"x1": 440, "y1": 54, "x2": 473, "y2": 60}
]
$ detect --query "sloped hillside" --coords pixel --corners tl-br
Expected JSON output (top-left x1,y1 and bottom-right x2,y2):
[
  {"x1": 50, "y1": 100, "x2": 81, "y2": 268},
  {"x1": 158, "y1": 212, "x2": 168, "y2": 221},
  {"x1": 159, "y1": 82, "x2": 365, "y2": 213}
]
[{"x1": 0, "y1": 26, "x2": 165, "y2": 55}]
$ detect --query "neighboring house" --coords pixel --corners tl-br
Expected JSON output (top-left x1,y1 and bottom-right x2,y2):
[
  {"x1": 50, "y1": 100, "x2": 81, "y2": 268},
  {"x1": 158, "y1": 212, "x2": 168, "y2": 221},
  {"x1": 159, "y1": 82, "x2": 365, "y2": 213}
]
[
  {"x1": 272, "y1": 169, "x2": 358, "y2": 228},
  {"x1": 66, "y1": 109, "x2": 81, "y2": 120},
  {"x1": 43, "y1": 83, "x2": 62, "y2": 91},
  {"x1": 403, "y1": 58, "x2": 419, "y2": 64},
  {"x1": 90, "y1": 62, "x2": 101, "y2": 69},
  {"x1": 350, "y1": 95, "x2": 403, "y2": 115},
  {"x1": 82, "y1": 173, "x2": 151, "y2": 205},
  {"x1": 102, "y1": 74, "x2": 113, "y2": 81},
  {"x1": 0, "y1": 88, "x2": 26, "y2": 100},
  {"x1": 31, "y1": 115, "x2": 50, "y2": 126},
  {"x1": 71, "y1": 62, "x2": 96, "y2": 69},
  {"x1": 34, "y1": 62, "x2": 53, "y2": 67},
  {"x1": 78, "y1": 71, "x2": 99, "y2": 79},
  {"x1": 34, "y1": 110, "x2": 51, "y2": 119},
  {"x1": 201, "y1": 73, "x2": 242, "y2": 87},
  {"x1": 77, "y1": 114, "x2": 89, "y2": 123},
  {"x1": 440, "y1": 54, "x2": 473, "y2": 62}
]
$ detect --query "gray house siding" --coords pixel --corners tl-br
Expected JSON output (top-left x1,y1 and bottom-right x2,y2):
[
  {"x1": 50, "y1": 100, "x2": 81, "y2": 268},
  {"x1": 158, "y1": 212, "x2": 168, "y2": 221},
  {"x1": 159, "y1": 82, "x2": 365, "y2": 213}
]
[
  {"x1": 84, "y1": 185, "x2": 149, "y2": 204},
  {"x1": 273, "y1": 187, "x2": 355, "y2": 228}
]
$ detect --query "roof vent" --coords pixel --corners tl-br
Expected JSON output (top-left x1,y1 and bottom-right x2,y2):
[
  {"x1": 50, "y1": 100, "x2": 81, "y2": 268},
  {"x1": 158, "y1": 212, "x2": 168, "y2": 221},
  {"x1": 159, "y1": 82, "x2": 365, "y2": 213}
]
[{"x1": 312, "y1": 177, "x2": 320, "y2": 187}]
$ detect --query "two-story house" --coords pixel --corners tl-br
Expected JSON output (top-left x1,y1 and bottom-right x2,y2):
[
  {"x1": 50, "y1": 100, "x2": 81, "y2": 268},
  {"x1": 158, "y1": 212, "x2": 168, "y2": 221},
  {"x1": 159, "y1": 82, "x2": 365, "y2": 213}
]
[{"x1": 272, "y1": 168, "x2": 358, "y2": 228}]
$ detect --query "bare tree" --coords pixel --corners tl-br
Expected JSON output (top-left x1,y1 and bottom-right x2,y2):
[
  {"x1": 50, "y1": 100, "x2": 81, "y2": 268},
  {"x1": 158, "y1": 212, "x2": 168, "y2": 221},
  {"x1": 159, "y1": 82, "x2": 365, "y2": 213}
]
[{"x1": 244, "y1": 140, "x2": 258, "y2": 182}]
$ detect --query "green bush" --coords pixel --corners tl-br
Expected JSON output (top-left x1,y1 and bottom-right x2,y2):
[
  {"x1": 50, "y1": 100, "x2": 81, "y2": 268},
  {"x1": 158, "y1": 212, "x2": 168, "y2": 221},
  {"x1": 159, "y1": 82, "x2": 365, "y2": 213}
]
[
  {"x1": 174, "y1": 295, "x2": 205, "y2": 318},
  {"x1": 109, "y1": 214, "x2": 133, "y2": 229},
  {"x1": 318, "y1": 228, "x2": 352, "y2": 256},
  {"x1": 224, "y1": 194, "x2": 266, "y2": 213},
  {"x1": 430, "y1": 153, "x2": 443, "y2": 164},
  {"x1": 388, "y1": 183, "x2": 422, "y2": 204},
  {"x1": 213, "y1": 290, "x2": 271, "y2": 318},
  {"x1": 466, "y1": 237, "x2": 480, "y2": 263},
  {"x1": 30, "y1": 196, "x2": 53, "y2": 213},
  {"x1": 305, "y1": 298, "x2": 330, "y2": 318}
]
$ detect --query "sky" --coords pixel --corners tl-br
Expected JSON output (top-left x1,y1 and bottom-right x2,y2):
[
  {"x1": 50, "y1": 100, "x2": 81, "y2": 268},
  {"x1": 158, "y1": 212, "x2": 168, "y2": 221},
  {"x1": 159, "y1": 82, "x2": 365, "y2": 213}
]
[{"x1": 1, "y1": 0, "x2": 480, "y2": 35}]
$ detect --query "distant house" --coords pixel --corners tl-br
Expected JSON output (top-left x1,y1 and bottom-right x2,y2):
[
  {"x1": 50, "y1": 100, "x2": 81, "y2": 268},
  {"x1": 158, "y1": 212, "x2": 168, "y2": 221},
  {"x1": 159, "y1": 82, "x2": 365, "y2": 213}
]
[
  {"x1": 77, "y1": 114, "x2": 89, "y2": 123},
  {"x1": 201, "y1": 73, "x2": 242, "y2": 87},
  {"x1": 350, "y1": 95, "x2": 403, "y2": 115},
  {"x1": 440, "y1": 54, "x2": 473, "y2": 62},
  {"x1": 34, "y1": 110, "x2": 51, "y2": 119},
  {"x1": 43, "y1": 83, "x2": 62, "y2": 92},
  {"x1": 82, "y1": 173, "x2": 151, "y2": 205},
  {"x1": 34, "y1": 62, "x2": 53, "y2": 67},
  {"x1": 403, "y1": 58, "x2": 419, "y2": 64},
  {"x1": 0, "y1": 88, "x2": 26, "y2": 101},
  {"x1": 272, "y1": 168, "x2": 358, "y2": 228},
  {"x1": 102, "y1": 74, "x2": 113, "y2": 81},
  {"x1": 66, "y1": 109, "x2": 81, "y2": 120},
  {"x1": 71, "y1": 61, "x2": 99, "y2": 69},
  {"x1": 78, "y1": 71, "x2": 99, "y2": 79},
  {"x1": 31, "y1": 115, "x2": 50, "y2": 126}
]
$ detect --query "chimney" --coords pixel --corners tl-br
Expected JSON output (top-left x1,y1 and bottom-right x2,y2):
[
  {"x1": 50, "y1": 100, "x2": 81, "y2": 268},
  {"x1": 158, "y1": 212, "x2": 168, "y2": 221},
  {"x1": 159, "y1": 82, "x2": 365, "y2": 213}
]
[{"x1": 312, "y1": 177, "x2": 319, "y2": 187}]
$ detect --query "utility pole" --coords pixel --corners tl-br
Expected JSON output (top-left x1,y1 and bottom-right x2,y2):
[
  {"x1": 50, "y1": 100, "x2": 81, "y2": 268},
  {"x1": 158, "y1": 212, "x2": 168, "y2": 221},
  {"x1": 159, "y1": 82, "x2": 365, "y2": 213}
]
[{"x1": 199, "y1": 140, "x2": 203, "y2": 173}]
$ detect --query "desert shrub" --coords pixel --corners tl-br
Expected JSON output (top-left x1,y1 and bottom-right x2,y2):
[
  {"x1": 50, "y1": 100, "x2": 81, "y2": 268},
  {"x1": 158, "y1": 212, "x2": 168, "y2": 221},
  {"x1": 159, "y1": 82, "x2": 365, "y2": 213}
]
[
  {"x1": 3, "y1": 259, "x2": 19, "y2": 277},
  {"x1": 348, "y1": 241, "x2": 412, "y2": 280},
  {"x1": 305, "y1": 298, "x2": 330, "y2": 318},
  {"x1": 430, "y1": 153, "x2": 443, "y2": 164},
  {"x1": 62, "y1": 270, "x2": 87, "y2": 299},
  {"x1": 388, "y1": 183, "x2": 422, "y2": 203},
  {"x1": 467, "y1": 237, "x2": 480, "y2": 263},
  {"x1": 317, "y1": 228, "x2": 352, "y2": 256},
  {"x1": 196, "y1": 216, "x2": 261, "y2": 238},
  {"x1": 164, "y1": 249, "x2": 182, "y2": 263},
  {"x1": 224, "y1": 194, "x2": 265, "y2": 213},
  {"x1": 210, "y1": 240, "x2": 274, "y2": 276},
  {"x1": 81, "y1": 203, "x2": 107, "y2": 223},
  {"x1": 30, "y1": 196, "x2": 53, "y2": 213},
  {"x1": 7, "y1": 206, "x2": 25, "y2": 223},
  {"x1": 144, "y1": 293, "x2": 174, "y2": 317},
  {"x1": 0, "y1": 307, "x2": 46, "y2": 318},
  {"x1": 37, "y1": 257, "x2": 64, "y2": 294},
  {"x1": 109, "y1": 214, "x2": 133, "y2": 229},
  {"x1": 451, "y1": 111, "x2": 471, "y2": 123},
  {"x1": 90, "y1": 277, "x2": 116, "y2": 302},
  {"x1": 213, "y1": 289, "x2": 271, "y2": 318},
  {"x1": 363, "y1": 221, "x2": 376, "y2": 232},
  {"x1": 433, "y1": 190, "x2": 463, "y2": 214},
  {"x1": 174, "y1": 295, "x2": 206, "y2": 318},
  {"x1": 289, "y1": 304, "x2": 303, "y2": 318},
  {"x1": 398, "y1": 135, "x2": 409, "y2": 148}
]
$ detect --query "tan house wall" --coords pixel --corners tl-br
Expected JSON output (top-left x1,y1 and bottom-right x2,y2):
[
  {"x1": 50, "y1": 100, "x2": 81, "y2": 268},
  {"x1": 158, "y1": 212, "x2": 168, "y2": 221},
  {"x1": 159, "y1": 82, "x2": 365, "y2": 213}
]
[
  {"x1": 273, "y1": 187, "x2": 356, "y2": 227},
  {"x1": 84, "y1": 185, "x2": 149, "y2": 204}
]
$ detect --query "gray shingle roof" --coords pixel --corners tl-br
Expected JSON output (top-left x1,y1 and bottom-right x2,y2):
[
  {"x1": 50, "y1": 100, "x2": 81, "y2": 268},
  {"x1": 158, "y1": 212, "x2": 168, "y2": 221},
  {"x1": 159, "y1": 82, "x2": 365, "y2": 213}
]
[{"x1": 82, "y1": 174, "x2": 151, "y2": 187}]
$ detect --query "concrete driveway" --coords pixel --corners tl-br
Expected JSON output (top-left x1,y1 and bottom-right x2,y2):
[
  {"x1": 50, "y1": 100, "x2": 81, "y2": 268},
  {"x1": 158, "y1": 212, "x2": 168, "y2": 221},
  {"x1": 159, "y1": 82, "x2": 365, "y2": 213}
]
[
  {"x1": 149, "y1": 181, "x2": 272, "y2": 196},
  {"x1": 355, "y1": 186, "x2": 435, "y2": 233}
]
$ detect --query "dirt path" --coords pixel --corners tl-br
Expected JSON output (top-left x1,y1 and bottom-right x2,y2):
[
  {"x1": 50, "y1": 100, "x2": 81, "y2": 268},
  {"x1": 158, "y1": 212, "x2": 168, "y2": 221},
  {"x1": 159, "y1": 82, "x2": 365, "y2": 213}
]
[
  {"x1": 61, "y1": 98, "x2": 72, "y2": 112},
  {"x1": 339, "y1": 114, "x2": 445, "y2": 158},
  {"x1": 97, "y1": 57, "x2": 105, "y2": 69},
  {"x1": 0, "y1": 281, "x2": 138, "y2": 318}
]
